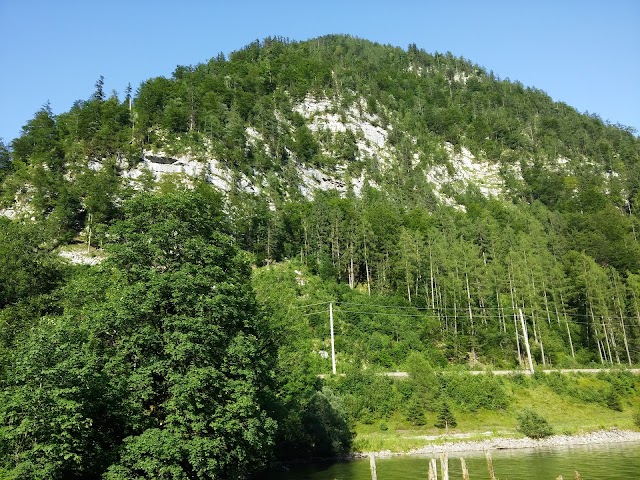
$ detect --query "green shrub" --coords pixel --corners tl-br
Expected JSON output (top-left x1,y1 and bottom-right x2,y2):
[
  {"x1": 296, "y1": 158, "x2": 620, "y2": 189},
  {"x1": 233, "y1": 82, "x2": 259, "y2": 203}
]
[
  {"x1": 597, "y1": 371, "x2": 637, "y2": 397},
  {"x1": 440, "y1": 372, "x2": 510, "y2": 412},
  {"x1": 633, "y1": 407, "x2": 640, "y2": 428},
  {"x1": 543, "y1": 371, "x2": 569, "y2": 394},
  {"x1": 511, "y1": 372, "x2": 531, "y2": 387},
  {"x1": 517, "y1": 408, "x2": 554, "y2": 439},
  {"x1": 406, "y1": 351, "x2": 438, "y2": 404},
  {"x1": 405, "y1": 397, "x2": 426, "y2": 426},
  {"x1": 434, "y1": 400, "x2": 457, "y2": 430},
  {"x1": 359, "y1": 408, "x2": 375, "y2": 424},
  {"x1": 605, "y1": 391, "x2": 623, "y2": 412}
]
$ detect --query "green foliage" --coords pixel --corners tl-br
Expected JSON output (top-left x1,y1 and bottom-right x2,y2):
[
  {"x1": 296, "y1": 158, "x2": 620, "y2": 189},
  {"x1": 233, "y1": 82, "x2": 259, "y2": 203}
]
[
  {"x1": 300, "y1": 388, "x2": 353, "y2": 457},
  {"x1": 0, "y1": 219, "x2": 62, "y2": 309},
  {"x1": 326, "y1": 370, "x2": 401, "y2": 422},
  {"x1": 434, "y1": 400, "x2": 457, "y2": 430},
  {"x1": 0, "y1": 139, "x2": 10, "y2": 182},
  {"x1": 406, "y1": 351, "x2": 438, "y2": 406},
  {"x1": 540, "y1": 372, "x2": 639, "y2": 410},
  {"x1": 439, "y1": 372, "x2": 510, "y2": 412},
  {"x1": 12, "y1": 103, "x2": 63, "y2": 167},
  {"x1": 516, "y1": 408, "x2": 554, "y2": 439},
  {"x1": 0, "y1": 191, "x2": 277, "y2": 478},
  {"x1": 0, "y1": 313, "x2": 120, "y2": 479},
  {"x1": 633, "y1": 407, "x2": 640, "y2": 428},
  {"x1": 405, "y1": 397, "x2": 426, "y2": 426},
  {"x1": 605, "y1": 391, "x2": 623, "y2": 412}
]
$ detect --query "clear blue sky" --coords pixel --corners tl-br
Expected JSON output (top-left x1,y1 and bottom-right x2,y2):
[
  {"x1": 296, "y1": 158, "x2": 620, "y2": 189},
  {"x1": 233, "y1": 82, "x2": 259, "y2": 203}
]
[{"x1": 1, "y1": 0, "x2": 639, "y2": 143}]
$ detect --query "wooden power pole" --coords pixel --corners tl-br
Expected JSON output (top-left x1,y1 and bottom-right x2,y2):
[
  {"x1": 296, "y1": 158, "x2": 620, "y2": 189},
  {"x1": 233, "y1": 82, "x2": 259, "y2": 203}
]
[{"x1": 330, "y1": 302, "x2": 336, "y2": 375}]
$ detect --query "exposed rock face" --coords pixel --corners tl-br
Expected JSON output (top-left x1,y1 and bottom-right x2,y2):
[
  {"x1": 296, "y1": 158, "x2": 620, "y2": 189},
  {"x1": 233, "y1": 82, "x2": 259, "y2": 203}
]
[
  {"x1": 424, "y1": 144, "x2": 506, "y2": 208},
  {"x1": 125, "y1": 152, "x2": 207, "y2": 179},
  {"x1": 123, "y1": 150, "x2": 258, "y2": 194},
  {"x1": 293, "y1": 95, "x2": 395, "y2": 167},
  {"x1": 0, "y1": 208, "x2": 17, "y2": 219},
  {"x1": 79, "y1": 95, "x2": 523, "y2": 207},
  {"x1": 58, "y1": 249, "x2": 103, "y2": 265},
  {"x1": 292, "y1": 97, "x2": 513, "y2": 204}
]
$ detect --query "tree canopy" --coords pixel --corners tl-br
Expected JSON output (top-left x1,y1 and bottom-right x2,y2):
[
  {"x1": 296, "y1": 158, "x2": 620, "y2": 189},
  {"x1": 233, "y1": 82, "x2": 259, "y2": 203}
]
[{"x1": 1, "y1": 190, "x2": 276, "y2": 478}]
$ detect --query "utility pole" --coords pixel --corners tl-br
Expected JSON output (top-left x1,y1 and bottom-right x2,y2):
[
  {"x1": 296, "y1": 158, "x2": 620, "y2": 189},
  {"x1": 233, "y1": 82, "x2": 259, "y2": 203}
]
[
  {"x1": 87, "y1": 212, "x2": 93, "y2": 253},
  {"x1": 330, "y1": 302, "x2": 336, "y2": 375},
  {"x1": 519, "y1": 308, "x2": 534, "y2": 374}
]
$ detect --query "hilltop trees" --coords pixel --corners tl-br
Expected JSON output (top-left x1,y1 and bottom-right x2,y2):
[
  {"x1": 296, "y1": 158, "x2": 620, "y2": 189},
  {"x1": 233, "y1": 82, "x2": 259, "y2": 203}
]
[{"x1": 0, "y1": 139, "x2": 11, "y2": 182}]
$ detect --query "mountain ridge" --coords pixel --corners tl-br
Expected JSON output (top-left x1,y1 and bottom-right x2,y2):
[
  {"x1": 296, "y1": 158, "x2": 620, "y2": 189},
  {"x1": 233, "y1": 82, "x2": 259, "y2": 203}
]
[
  {"x1": 3, "y1": 35, "x2": 639, "y2": 214},
  {"x1": 1, "y1": 35, "x2": 640, "y2": 368}
]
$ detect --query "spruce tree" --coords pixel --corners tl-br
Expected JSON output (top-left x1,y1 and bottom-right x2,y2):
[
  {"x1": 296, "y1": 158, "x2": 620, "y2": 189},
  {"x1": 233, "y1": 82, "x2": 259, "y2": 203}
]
[{"x1": 434, "y1": 400, "x2": 457, "y2": 431}]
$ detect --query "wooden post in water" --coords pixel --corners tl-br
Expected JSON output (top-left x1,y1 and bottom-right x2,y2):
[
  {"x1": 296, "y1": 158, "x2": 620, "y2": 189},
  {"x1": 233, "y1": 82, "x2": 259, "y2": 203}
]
[
  {"x1": 440, "y1": 453, "x2": 448, "y2": 480},
  {"x1": 574, "y1": 472, "x2": 582, "y2": 480},
  {"x1": 369, "y1": 453, "x2": 377, "y2": 480},
  {"x1": 428, "y1": 458, "x2": 438, "y2": 480},
  {"x1": 556, "y1": 476, "x2": 564, "y2": 480},
  {"x1": 486, "y1": 450, "x2": 496, "y2": 480},
  {"x1": 460, "y1": 457, "x2": 469, "y2": 480}
]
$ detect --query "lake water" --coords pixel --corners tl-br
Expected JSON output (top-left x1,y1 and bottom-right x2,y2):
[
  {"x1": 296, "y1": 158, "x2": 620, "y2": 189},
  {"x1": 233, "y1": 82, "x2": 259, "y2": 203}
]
[{"x1": 262, "y1": 442, "x2": 640, "y2": 479}]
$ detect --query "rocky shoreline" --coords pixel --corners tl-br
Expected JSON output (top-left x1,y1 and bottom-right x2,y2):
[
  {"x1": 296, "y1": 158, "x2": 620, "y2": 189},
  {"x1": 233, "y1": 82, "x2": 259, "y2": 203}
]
[{"x1": 356, "y1": 429, "x2": 640, "y2": 458}]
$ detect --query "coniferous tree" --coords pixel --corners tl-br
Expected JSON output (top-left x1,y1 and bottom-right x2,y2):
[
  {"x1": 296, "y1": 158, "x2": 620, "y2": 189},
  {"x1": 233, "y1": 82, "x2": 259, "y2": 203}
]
[{"x1": 434, "y1": 400, "x2": 457, "y2": 430}]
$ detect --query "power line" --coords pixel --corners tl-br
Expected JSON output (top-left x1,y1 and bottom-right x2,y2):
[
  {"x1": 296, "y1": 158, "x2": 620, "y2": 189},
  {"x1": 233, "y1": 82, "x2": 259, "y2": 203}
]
[
  {"x1": 294, "y1": 303, "x2": 640, "y2": 327},
  {"x1": 337, "y1": 301, "x2": 640, "y2": 320},
  {"x1": 294, "y1": 301, "x2": 332, "y2": 309}
]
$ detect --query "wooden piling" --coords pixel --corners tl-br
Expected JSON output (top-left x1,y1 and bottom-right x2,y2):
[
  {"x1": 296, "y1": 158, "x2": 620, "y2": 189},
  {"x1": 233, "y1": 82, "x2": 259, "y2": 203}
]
[
  {"x1": 369, "y1": 453, "x2": 377, "y2": 480},
  {"x1": 485, "y1": 450, "x2": 496, "y2": 480},
  {"x1": 440, "y1": 452, "x2": 449, "y2": 480},
  {"x1": 460, "y1": 457, "x2": 469, "y2": 480},
  {"x1": 428, "y1": 458, "x2": 438, "y2": 480},
  {"x1": 574, "y1": 472, "x2": 582, "y2": 480}
]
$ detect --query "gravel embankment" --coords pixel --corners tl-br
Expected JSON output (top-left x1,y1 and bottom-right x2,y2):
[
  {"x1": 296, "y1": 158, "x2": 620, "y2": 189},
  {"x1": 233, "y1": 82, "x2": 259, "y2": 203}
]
[{"x1": 358, "y1": 429, "x2": 640, "y2": 458}]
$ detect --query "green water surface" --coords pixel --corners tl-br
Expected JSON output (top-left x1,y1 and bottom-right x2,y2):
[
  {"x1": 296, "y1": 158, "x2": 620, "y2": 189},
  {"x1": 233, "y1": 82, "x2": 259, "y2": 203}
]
[{"x1": 262, "y1": 442, "x2": 640, "y2": 479}]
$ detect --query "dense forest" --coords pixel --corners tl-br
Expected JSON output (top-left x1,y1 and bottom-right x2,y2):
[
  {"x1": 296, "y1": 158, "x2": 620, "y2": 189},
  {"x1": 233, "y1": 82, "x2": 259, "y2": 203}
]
[{"x1": 1, "y1": 35, "x2": 640, "y2": 478}]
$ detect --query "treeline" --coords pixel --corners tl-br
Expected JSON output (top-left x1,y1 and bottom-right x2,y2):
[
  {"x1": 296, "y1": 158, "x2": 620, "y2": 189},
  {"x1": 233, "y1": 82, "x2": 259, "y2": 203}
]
[
  {"x1": 7, "y1": 35, "x2": 639, "y2": 204},
  {"x1": 246, "y1": 186, "x2": 640, "y2": 367},
  {"x1": 132, "y1": 34, "x2": 640, "y2": 206}
]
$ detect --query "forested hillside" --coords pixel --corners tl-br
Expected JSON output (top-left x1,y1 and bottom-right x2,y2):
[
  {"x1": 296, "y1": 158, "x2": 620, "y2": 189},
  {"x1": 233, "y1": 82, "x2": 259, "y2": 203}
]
[{"x1": 1, "y1": 35, "x2": 640, "y2": 477}]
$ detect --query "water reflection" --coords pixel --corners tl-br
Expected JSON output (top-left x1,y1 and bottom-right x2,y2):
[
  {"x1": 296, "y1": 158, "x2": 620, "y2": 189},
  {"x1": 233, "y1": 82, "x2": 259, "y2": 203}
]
[{"x1": 262, "y1": 442, "x2": 640, "y2": 479}]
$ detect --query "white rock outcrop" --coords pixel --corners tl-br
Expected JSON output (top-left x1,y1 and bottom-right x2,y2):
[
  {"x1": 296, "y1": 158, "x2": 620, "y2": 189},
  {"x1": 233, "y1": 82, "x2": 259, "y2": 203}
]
[{"x1": 123, "y1": 150, "x2": 257, "y2": 194}]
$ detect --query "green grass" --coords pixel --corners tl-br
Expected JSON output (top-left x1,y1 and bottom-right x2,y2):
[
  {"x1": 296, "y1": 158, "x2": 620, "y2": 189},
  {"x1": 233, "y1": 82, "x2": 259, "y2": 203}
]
[
  {"x1": 510, "y1": 384, "x2": 637, "y2": 434},
  {"x1": 350, "y1": 383, "x2": 640, "y2": 453}
]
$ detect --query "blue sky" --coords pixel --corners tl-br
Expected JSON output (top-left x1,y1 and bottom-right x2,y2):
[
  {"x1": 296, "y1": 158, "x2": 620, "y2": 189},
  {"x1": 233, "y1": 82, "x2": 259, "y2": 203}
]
[{"x1": 1, "y1": 0, "x2": 639, "y2": 143}]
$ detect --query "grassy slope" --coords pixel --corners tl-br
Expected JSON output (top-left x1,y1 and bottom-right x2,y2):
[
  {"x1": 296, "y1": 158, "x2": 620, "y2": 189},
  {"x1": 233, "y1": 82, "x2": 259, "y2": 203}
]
[{"x1": 352, "y1": 381, "x2": 640, "y2": 453}]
